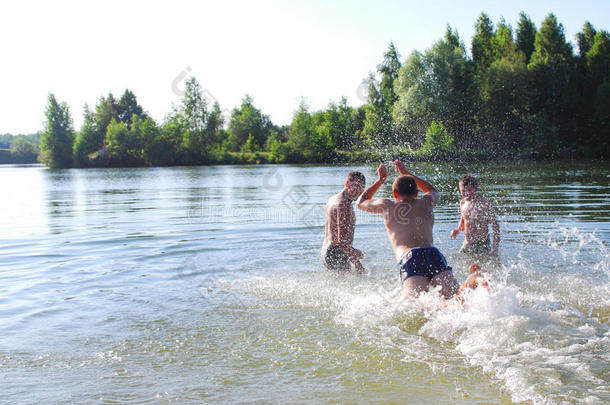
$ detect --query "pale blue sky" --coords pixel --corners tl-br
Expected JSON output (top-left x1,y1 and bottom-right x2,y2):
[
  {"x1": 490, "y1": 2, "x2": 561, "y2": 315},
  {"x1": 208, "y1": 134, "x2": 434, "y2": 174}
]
[{"x1": 1, "y1": 0, "x2": 608, "y2": 133}]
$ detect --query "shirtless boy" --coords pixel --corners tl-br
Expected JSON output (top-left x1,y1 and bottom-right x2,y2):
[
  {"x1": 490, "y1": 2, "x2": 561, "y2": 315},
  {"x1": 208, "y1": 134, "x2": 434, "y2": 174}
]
[
  {"x1": 357, "y1": 161, "x2": 459, "y2": 299},
  {"x1": 322, "y1": 171, "x2": 366, "y2": 273},
  {"x1": 450, "y1": 175, "x2": 500, "y2": 256}
]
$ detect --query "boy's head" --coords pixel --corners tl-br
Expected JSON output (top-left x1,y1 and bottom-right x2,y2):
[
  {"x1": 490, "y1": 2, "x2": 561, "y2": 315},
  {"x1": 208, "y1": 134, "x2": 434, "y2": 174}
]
[
  {"x1": 459, "y1": 174, "x2": 478, "y2": 198},
  {"x1": 393, "y1": 175, "x2": 418, "y2": 199},
  {"x1": 345, "y1": 171, "x2": 365, "y2": 200}
]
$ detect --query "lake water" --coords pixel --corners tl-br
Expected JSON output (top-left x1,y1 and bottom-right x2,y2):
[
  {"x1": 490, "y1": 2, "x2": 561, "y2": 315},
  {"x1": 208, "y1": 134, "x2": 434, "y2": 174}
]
[{"x1": 1, "y1": 161, "x2": 609, "y2": 404}]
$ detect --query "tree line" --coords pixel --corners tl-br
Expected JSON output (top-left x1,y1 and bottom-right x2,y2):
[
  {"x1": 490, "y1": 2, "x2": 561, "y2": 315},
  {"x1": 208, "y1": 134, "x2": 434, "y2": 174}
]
[
  {"x1": 38, "y1": 12, "x2": 609, "y2": 169},
  {"x1": 0, "y1": 133, "x2": 40, "y2": 164}
]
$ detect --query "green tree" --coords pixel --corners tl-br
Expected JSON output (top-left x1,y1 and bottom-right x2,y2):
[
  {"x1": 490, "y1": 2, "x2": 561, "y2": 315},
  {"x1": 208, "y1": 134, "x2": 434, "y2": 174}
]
[
  {"x1": 287, "y1": 100, "x2": 312, "y2": 150},
  {"x1": 310, "y1": 123, "x2": 335, "y2": 162},
  {"x1": 39, "y1": 94, "x2": 75, "y2": 168},
  {"x1": 394, "y1": 27, "x2": 476, "y2": 149},
  {"x1": 105, "y1": 115, "x2": 153, "y2": 166},
  {"x1": 529, "y1": 14, "x2": 573, "y2": 67},
  {"x1": 592, "y1": 81, "x2": 610, "y2": 156},
  {"x1": 586, "y1": 31, "x2": 610, "y2": 155},
  {"x1": 577, "y1": 22, "x2": 597, "y2": 57},
  {"x1": 362, "y1": 43, "x2": 402, "y2": 146},
  {"x1": 117, "y1": 89, "x2": 147, "y2": 127},
  {"x1": 420, "y1": 121, "x2": 454, "y2": 155},
  {"x1": 472, "y1": 13, "x2": 495, "y2": 71},
  {"x1": 445, "y1": 25, "x2": 464, "y2": 50},
  {"x1": 106, "y1": 119, "x2": 139, "y2": 164},
  {"x1": 267, "y1": 135, "x2": 284, "y2": 162},
  {"x1": 149, "y1": 114, "x2": 182, "y2": 165},
  {"x1": 95, "y1": 94, "x2": 120, "y2": 137},
  {"x1": 479, "y1": 51, "x2": 529, "y2": 151},
  {"x1": 10, "y1": 137, "x2": 38, "y2": 156},
  {"x1": 181, "y1": 76, "x2": 209, "y2": 163},
  {"x1": 475, "y1": 17, "x2": 532, "y2": 152},
  {"x1": 73, "y1": 93, "x2": 131, "y2": 167},
  {"x1": 361, "y1": 72, "x2": 385, "y2": 147},
  {"x1": 206, "y1": 102, "x2": 224, "y2": 141},
  {"x1": 228, "y1": 95, "x2": 272, "y2": 150},
  {"x1": 392, "y1": 50, "x2": 428, "y2": 147},
  {"x1": 73, "y1": 105, "x2": 99, "y2": 167},
  {"x1": 516, "y1": 12, "x2": 537, "y2": 64},
  {"x1": 132, "y1": 116, "x2": 163, "y2": 166},
  {"x1": 161, "y1": 108, "x2": 188, "y2": 164},
  {"x1": 587, "y1": 30, "x2": 610, "y2": 84},
  {"x1": 240, "y1": 133, "x2": 258, "y2": 153},
  {"x1": 73, "y1": 94, "x2": 121, "y2": 165},
  {"x1": 287, "y1": 100, "x2": 314, "y2": 161},
  {"x1": 378, "y1": 42, "x2": 402, "y2": 109},
  {"x1": 491, "y1": 19, "x2": 517, "y2": 61},
  {"x1": 528, "y1": 13, "x2": 575, "y2": 153},
  {"x1": 573, "y1": 23, "x2": 601, "y2": 150},
  {"x1": 319, "y1": 97, "x2": 361, "y2": 150},
  {"x1": 362, "y1": 104, "x2": 384, "y2": 148}
]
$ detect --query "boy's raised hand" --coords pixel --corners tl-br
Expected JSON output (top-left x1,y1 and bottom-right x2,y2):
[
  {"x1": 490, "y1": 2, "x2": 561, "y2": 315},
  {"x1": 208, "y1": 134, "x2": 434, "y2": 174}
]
[
  {"x1": 394, "y1": 159, "x2": 408, "y2": 175},
  {"x1": 378, "y1": 163, "x2": 387, "y2": 181}
]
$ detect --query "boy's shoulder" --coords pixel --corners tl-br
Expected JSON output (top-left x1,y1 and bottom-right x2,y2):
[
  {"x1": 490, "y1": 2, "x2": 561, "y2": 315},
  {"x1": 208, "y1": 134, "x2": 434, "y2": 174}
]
[
  {"x1": 475, "y1": 195, "x2": 495, "y2": 209},
  {"x1": 337, "y1": 195, "x2": 353, "y2": 208},
  {"x1": 328, "y1": 192, "x2": 345, "y2": 207}
]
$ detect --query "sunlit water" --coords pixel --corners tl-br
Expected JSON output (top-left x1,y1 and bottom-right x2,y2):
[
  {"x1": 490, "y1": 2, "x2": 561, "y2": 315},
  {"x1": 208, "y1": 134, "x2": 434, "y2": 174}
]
[{"x1": 1, "y1": 162, "x2": 608, "y2": 404}]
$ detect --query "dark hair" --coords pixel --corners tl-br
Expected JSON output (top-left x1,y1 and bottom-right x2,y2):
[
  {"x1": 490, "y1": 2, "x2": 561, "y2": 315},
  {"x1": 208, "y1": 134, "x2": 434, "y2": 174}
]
[
  {"x1": 460, "y1": 174, "x2": 478, "y2": 188},
  {"x1": 348, "y1": 171, "x2": 365, "y2": 183},
  {"x1": 393, "y1": 175, "x2": 418, "y2": 197}
]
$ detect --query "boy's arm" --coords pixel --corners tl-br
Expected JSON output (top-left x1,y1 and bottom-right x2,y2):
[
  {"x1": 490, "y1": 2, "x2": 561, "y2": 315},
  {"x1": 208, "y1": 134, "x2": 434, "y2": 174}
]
[
  {"x1": 483, "y1": 198, "x2": 500, "y2": 256},
  {"x1": 450, "y1": 200, "x2": 466, "y2": 238},
  {"x1": 357, "y1": 163, "x2": 389, "y2": 213},
  {"x1": 450, "y1": 214, "x2": 465, "y2": 239},
  {"x1": 335, "y1": 202, "x2": 363, "y2": 262},
  {"x1": 394, "y1": 160, "x2": 439, "y2": 205}
]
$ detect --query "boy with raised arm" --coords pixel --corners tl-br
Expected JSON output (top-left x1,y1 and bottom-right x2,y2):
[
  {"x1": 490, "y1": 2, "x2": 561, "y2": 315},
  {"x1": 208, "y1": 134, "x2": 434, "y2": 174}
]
[
  {"x1": 357, "y1": 161, "x2": 459, "y2": 299},
  {"x1": 450, "y1": 175, "x2": 500, "y2": 257},
  {"x1": 322, "y1": 171, "x2": 366, "y2": 273}
]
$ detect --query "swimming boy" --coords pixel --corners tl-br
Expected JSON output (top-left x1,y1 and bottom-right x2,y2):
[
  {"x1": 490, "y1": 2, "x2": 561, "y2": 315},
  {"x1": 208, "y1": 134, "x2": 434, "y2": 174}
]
[
  {"x1": 322, "y1": 171, "x2": 366, "y2": 273},
  {"x1": 357, "y1": 160, "x2": 459, "y2": 299},
  {"x1": 450, "y1": 175, "x2": 500, "y2": 257}
]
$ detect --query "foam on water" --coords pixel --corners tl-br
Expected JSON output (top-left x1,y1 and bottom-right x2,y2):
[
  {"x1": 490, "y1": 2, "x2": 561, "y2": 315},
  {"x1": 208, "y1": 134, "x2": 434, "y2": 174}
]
[{"x1": 423, "y1": 286, "x2": 608, "y2": 404}]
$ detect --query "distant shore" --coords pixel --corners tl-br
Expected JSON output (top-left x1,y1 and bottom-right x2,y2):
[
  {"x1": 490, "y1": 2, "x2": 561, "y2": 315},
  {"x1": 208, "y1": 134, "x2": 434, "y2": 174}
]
[
  {"x1": 4, "y1": 148, "x2": 604, "y2": 168},
  {"x1": 0, "y1": 149, "x2": 38, "y2": 165}
]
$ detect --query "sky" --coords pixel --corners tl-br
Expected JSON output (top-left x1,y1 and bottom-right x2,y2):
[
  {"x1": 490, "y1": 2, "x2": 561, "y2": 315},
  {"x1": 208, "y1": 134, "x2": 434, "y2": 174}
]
[{"x1": 1, "y1": 0, "x2": 609, "y2": 134}]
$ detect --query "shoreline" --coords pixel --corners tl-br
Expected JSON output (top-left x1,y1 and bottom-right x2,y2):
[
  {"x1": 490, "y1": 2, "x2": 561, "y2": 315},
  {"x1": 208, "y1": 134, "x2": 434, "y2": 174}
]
[{"x1": 1, "y1": 155, "x2": 606, "y2": 168}]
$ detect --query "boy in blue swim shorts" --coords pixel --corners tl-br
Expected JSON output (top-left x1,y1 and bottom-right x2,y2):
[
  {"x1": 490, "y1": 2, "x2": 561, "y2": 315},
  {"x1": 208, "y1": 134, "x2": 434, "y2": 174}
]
[{"x1": 357, "y1": 160, "x2": 459, "y2": 299}]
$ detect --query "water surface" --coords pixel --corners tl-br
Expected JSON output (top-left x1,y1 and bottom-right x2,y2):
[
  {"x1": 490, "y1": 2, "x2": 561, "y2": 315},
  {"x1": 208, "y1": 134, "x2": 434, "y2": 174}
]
[{"x1": 1, "y1": 162, "x2": 609, "y2": 404}]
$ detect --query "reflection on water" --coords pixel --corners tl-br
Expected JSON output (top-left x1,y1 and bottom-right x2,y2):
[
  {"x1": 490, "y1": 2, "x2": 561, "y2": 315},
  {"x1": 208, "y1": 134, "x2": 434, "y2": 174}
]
[{"x1": 0, "y1": 161, "x2": 608, "y2": 404}]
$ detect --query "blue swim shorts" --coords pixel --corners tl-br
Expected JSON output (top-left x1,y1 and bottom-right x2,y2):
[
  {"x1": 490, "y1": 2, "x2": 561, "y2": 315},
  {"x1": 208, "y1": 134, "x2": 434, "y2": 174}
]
[
  {"x1": 398, "y1": 247, "x2": 453, "y2": 282},
  {"x1": 323, "y1": 245, "x2": 351, "y2": 272}
]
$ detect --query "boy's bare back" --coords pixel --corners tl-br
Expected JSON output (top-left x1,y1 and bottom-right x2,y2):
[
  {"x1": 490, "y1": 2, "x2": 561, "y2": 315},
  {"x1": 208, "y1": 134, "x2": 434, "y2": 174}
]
[{"x1": 379, "y1": 196, "x2": 436, "y2": 261}]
